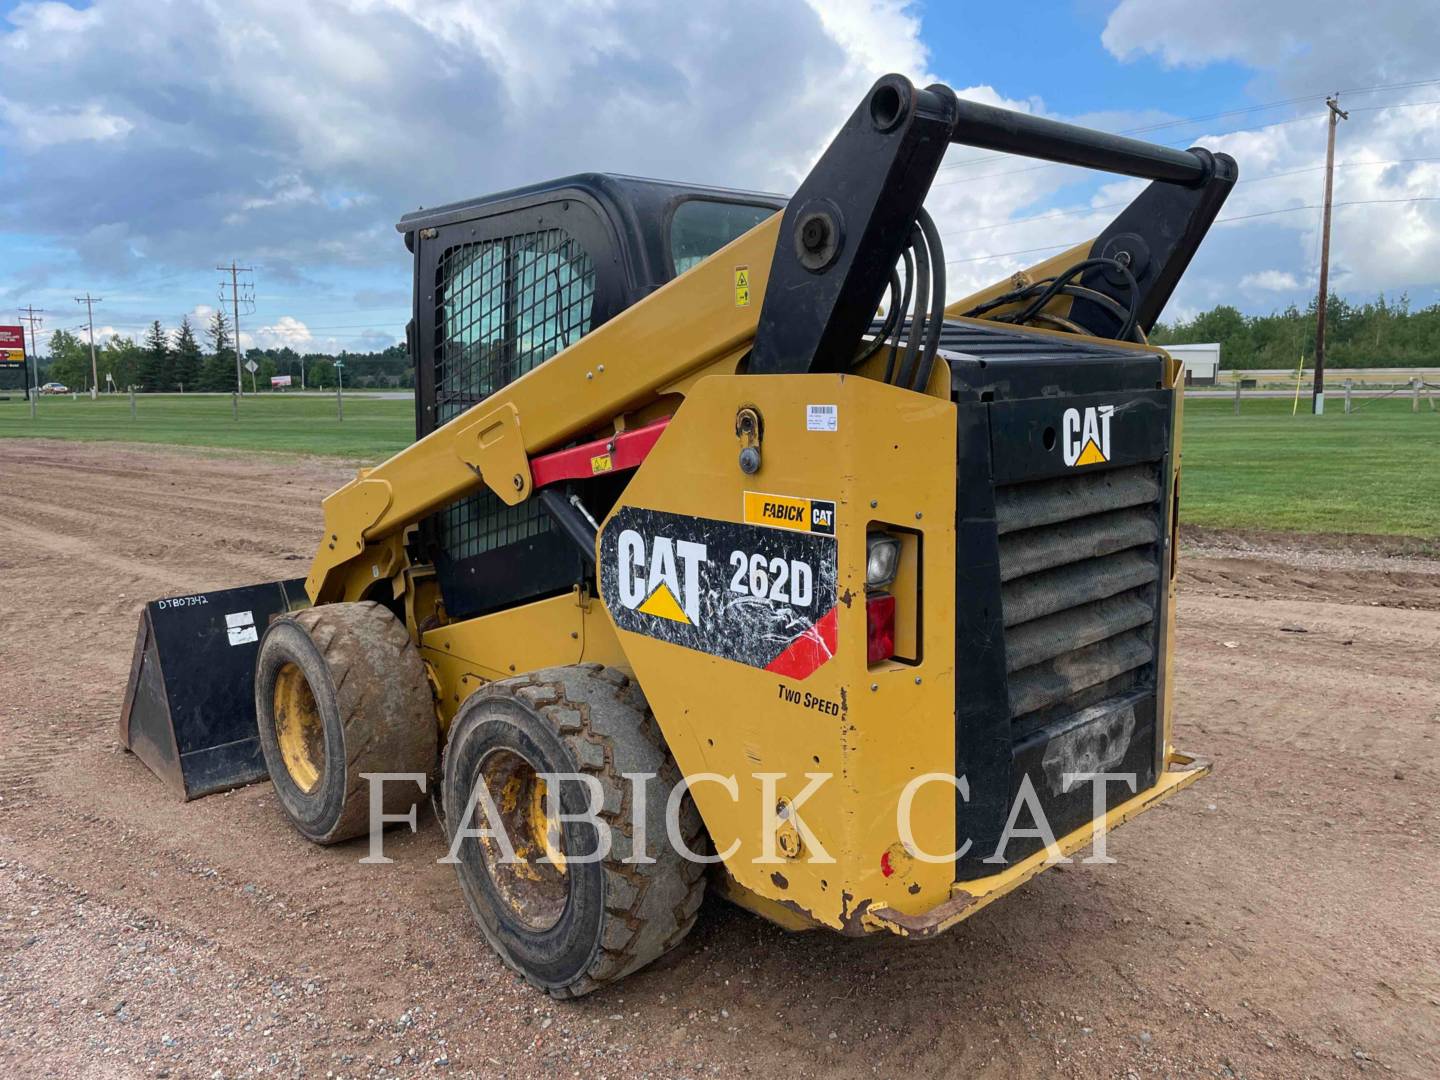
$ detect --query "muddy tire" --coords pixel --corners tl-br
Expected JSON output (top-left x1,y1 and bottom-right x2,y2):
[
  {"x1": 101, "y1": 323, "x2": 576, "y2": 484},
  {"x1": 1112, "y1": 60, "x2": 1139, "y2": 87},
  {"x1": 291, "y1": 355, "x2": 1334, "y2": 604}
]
[
  {"x1": 442, "y1": 664, "x2": 707, "y2": 998},
  {"x1": 254, "y1": 601, "x2": 437, "y2": 845}
]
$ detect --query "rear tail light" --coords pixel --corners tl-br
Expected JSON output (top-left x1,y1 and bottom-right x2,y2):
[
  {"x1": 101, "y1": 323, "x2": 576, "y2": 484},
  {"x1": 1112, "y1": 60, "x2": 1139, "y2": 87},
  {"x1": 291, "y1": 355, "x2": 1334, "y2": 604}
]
[{"x1": 866, "y1": 592, "x2": 896, "y2": 664}]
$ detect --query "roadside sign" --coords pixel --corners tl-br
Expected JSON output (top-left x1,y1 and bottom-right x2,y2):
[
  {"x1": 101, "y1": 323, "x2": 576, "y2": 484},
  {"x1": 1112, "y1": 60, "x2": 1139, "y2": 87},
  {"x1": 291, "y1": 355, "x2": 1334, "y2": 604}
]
[
  {"x1": 244, "y1": 359, "x2": 259, "y2": 374},
  {"x1": 0, "y1": 325, "x2": 25, "y2": 369},
  {"x1": 270, "y1": 374, "x2": 292, "y2": 388}
]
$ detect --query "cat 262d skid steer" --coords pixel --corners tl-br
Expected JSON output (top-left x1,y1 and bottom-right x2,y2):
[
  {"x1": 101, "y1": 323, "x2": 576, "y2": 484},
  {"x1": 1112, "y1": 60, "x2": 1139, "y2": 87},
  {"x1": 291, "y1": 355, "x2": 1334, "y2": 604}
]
[{"x1": 120, "y1": 74, "x2": 1235, "y2": 997}]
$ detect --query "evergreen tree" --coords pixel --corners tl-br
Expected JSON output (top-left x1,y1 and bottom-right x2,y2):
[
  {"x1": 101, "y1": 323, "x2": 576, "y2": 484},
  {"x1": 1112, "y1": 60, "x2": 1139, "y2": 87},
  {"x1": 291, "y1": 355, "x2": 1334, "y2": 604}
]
[
  {"x1": 202, "y1": 309, "x2": 235, "y2": 392},
  {"x1": 172, "y1": 317, "x2": 201, "y2": 392},
  {"x1": 139, "y1": 320, "x2": 170, "y2": 392}
]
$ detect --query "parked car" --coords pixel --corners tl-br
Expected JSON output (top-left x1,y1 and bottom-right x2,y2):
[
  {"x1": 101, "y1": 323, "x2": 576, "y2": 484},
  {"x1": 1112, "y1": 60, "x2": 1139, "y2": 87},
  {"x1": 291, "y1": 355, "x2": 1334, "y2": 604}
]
[{"x1": 40, "y1": 382, "x2": 70, "y2": 394}]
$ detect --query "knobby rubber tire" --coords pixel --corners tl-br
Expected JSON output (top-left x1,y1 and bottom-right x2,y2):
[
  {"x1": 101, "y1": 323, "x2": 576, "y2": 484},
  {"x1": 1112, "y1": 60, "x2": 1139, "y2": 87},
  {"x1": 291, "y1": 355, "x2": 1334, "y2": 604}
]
[
  {"x1": 255, "y1": 601, "x2": 437, "y2": 844},
  {"x1": 442, "y1": 663, "x2": 707, "y2": 998}
]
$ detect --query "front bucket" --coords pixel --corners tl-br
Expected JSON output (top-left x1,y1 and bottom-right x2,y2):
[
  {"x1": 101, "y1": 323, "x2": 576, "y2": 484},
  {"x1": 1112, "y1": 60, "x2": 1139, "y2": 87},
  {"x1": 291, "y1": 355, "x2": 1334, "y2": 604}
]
[{"x1": 119, "y1": 579, "x2": 309, "y2": 800}]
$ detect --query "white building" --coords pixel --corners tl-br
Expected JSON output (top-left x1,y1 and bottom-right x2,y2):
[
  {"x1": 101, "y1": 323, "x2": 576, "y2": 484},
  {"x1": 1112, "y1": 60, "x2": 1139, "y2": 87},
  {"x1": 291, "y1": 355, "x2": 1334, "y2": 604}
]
[{"x1": 1165, "y1": 342, "x2": 1221, "y2": 385}]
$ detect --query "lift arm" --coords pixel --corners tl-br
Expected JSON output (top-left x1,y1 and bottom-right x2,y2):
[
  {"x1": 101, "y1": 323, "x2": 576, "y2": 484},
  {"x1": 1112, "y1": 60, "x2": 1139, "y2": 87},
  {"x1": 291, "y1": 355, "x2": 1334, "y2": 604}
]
[
  {"x1": 307, "y1": 74, "x2": 1235, "y2": 603},
  {"x1": 306, "y1": 216, "x2": 779, "y2": 602}
]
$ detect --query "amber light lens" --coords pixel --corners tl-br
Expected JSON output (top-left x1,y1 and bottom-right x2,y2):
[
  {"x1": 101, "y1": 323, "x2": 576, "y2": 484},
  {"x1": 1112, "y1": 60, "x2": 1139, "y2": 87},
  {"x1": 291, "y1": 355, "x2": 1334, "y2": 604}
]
[{"x1": 866, "y1": 592, "x2": 896, "y2": 664}]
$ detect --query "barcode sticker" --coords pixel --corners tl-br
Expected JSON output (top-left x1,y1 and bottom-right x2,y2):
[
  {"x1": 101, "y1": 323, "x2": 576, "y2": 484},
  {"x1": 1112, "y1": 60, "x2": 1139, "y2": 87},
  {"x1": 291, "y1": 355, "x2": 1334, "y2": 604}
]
[{"x1": 806, "y1": 404, "x2": 838, "y2": 432}]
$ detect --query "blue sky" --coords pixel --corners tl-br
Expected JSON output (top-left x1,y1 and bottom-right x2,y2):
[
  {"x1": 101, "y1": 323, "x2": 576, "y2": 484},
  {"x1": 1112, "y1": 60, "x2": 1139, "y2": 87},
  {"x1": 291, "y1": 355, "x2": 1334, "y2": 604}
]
[{"x1": 2, "y1": 0, "x2": 1437, "y2": 355}]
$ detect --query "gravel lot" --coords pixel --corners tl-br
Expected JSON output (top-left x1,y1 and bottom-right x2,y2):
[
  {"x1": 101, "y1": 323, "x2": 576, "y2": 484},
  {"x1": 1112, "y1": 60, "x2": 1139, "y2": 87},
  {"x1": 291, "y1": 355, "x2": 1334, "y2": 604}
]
[{"x1": 2, "y1": 440, "x2": 1437, "y2": 1079}]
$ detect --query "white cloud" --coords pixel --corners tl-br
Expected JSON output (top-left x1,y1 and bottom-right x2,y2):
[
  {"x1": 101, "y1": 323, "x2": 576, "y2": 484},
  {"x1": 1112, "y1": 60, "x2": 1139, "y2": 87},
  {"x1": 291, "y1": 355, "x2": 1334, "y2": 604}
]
[
  {"x1": 803, "y1": 0, "x2": 931, "y2": 84},
  {"x1": 0, "y1": 0, "x2": 933, "y2": 278},
  {"x1": 1097, "y1": 0, "x2": 1440, "y2": 312},
  {"x1": 0, "y1": 99, "x2": 132, "y2": 148},
  {"x1": 1101, "y1": 0, "x2": 1437, "y2": 88},
  {"x1": 249, "y1": 315, "x2": 314, "y2": 351},
  {"x1": 1240, "y1": 270, "x2": 1301, "y2": 291},
  {"x1": 3, "y1": 0, "x2": 1437, "y2": 351}
]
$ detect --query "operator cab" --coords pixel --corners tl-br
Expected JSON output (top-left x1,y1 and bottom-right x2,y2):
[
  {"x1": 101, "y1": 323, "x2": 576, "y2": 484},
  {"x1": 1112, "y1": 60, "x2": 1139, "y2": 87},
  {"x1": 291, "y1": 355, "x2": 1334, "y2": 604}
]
[{"x1": 397, "y1": 175, "x2": 786, "y2": 621}]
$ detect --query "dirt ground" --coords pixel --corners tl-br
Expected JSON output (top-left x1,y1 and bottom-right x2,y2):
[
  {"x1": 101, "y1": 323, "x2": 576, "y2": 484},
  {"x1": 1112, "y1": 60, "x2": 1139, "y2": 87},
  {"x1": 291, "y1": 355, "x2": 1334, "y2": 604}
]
[{"x1": 2, "y1": 439, "x2": 1437, "y2": 1080}]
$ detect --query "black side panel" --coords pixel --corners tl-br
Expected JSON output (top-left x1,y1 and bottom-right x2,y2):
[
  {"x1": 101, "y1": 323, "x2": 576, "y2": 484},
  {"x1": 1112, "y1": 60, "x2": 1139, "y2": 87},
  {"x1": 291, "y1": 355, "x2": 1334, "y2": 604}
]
[
  {"x1": 948, "y1": 328, "x2": 1173, "y2": 877},
  {"x1": 944, "y1": 321, "x2": 1167, "y2": 402},
  {"x1": 434, "y1": 529, "x2": 585, "y2": 619},
  {"x1": 1010, "y1": 689, "x2": 1157, "y2": 841},
  {"x1": 952, "y1": 401, "x2": 1014, "y2": 860},
  {"x1": 989, "y1": 390, "x2": 1171, "y2": 484}
]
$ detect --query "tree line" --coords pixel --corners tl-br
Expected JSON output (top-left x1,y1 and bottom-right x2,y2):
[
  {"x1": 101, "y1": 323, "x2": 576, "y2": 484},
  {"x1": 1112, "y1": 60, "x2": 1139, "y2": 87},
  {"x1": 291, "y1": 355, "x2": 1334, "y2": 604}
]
[
  {"x1": 1151, "y1": 292, "x2": 1440, "y2": 369},
  {"x1": 39, "y1": 310, "x2": 412, "y2": 392},
  {"x1": 31, "y1": 290, "x2": 1436, "y2": 393}
]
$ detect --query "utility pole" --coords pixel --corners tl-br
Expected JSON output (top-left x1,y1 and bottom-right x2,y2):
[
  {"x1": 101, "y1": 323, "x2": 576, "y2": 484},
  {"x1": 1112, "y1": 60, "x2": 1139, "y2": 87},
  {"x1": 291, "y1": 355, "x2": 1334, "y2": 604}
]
[
  {"x1": 1312, "y1": 94, "x2": 1348, "y2": 416},
  {"x1": 75, "y1": 293, "x2": 103, "y2": 398},
  {"x1": 18, "y1": 305, "x2": 43, "y2": 413},
  {"x1": 217, "y1": 261, "x2": 254, "y2": 394}
]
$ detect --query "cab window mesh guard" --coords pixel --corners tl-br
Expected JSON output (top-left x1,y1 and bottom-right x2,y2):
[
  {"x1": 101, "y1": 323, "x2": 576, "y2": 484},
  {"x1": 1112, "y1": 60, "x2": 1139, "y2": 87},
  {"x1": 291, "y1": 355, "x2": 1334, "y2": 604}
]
[
  {"x1": 434, "y1": 229, "x2": 596, "y2": 423},
  {"x1": 432, "y1": 228, "x2": 596, "y2": 560}
]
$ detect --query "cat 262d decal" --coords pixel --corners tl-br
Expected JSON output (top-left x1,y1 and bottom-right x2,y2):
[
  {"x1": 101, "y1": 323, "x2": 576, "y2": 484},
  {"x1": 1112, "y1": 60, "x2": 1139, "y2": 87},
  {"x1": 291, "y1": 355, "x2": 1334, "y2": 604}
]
[{"x1": 598, "y1": 505, "x2": 839, "y2": 679}]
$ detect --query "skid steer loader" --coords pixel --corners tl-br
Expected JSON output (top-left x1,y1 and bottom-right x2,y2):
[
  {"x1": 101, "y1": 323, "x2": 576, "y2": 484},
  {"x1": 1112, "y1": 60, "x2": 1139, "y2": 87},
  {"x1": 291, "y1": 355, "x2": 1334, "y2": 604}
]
[{"x1": 121, "y1": 74, "x2": 1234, "y2": 996}]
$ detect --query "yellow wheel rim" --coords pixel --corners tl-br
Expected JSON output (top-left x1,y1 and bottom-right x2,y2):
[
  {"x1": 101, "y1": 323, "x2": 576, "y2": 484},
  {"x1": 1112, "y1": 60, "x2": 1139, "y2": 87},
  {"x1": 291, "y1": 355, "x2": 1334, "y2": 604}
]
[
  {"x1": 273, "y1": 662, "x2": 325, "y2": 794},
  {"x1": 477, "y1": 749, "x2": 569, "y2": 931}
]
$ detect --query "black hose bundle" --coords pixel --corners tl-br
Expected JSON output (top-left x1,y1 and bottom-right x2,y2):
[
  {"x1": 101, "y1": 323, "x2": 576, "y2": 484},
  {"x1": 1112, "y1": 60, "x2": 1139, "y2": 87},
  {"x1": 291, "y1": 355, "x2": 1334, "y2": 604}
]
[
  {"x1": 959, "y1": 257, "x2": 1144, "y2": 343},
  {"x1": 854, "y1": 218, "x2": 1146, "y2": 391},
  {"x1": 855, "y1": 208, "x2": 947, "y2": 394}
]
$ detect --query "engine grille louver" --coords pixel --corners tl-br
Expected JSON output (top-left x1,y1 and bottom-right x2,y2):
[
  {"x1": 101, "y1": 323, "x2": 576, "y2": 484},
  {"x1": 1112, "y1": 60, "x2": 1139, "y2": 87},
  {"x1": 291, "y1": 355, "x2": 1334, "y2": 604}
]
[{"x1": 996, "y1": 463, "x2": 1163, "y2": 725}]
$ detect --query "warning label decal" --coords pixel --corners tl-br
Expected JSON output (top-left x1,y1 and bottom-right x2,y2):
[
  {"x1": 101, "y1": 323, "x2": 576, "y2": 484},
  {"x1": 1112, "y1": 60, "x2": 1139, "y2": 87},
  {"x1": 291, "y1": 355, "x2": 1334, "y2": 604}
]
[
  {"x1": 734, "y1": 265, "x2": 751, "y2": 307},
  {"x1": 599, "y1": 506, "x2": 839, "y2": 678}
]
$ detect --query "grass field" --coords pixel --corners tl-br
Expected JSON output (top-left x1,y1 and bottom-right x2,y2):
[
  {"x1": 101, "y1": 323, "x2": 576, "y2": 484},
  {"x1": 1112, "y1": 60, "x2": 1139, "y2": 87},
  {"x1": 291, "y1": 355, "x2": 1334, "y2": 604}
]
[
  {"x1": 3, "y1": 391, "x2": 1437, "y2": 539},
  {"x1": 1179, "y1": 397, "x2": 1439, "y2": 538},
  {"x1": 0, "y1": 392, "x2": 412, "y2": 460}
]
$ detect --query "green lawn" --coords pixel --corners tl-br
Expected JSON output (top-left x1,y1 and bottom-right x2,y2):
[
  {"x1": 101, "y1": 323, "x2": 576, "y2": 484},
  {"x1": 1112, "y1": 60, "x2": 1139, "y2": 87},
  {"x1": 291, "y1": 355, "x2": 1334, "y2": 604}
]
[
  {"x1": 0, "y1": 392, "x2": 413, "y2": 460},
  {"x1": 3, "y1": 391, "x2": 1436, "y2": 539},
  {"x1": 1180, "y1": 397, "x2": 1439, "y2": 538}
]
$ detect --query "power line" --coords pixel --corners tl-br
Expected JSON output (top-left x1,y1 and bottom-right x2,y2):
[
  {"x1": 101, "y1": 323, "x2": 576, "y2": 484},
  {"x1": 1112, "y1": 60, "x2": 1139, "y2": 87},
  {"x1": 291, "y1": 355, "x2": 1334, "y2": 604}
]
[
  {"x1": 1215, "y1": 195, "x2": 1440, "y2": 225},
  {"x1": 937, "y1": 76, "x2": 1440, "y2": 174},
  {"x1": 938, "y1": 159, "x2": 1440, "y2": 240},
  {"x1": 942, "y1": 194, "x2": 1440, "y2": 267},
  {"x1": 938, "y1": 97, "x2": 1326, "y2": 174},
  {"x1": 1340, "y1": 76, "x2": 1440, "y2": 95},
  {"x1": 933, "y1": 96, "x2": 1440, "y2": 191},
  {"x1": 932, "y1": 112, "x2": 1327, "y2": 189},
  {"x1": 1348, "y1": 99, "x2": 1440, "y2": 114},
  {"x1": 40, "y1": 317, "x2": 405, "y2": 334}
]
